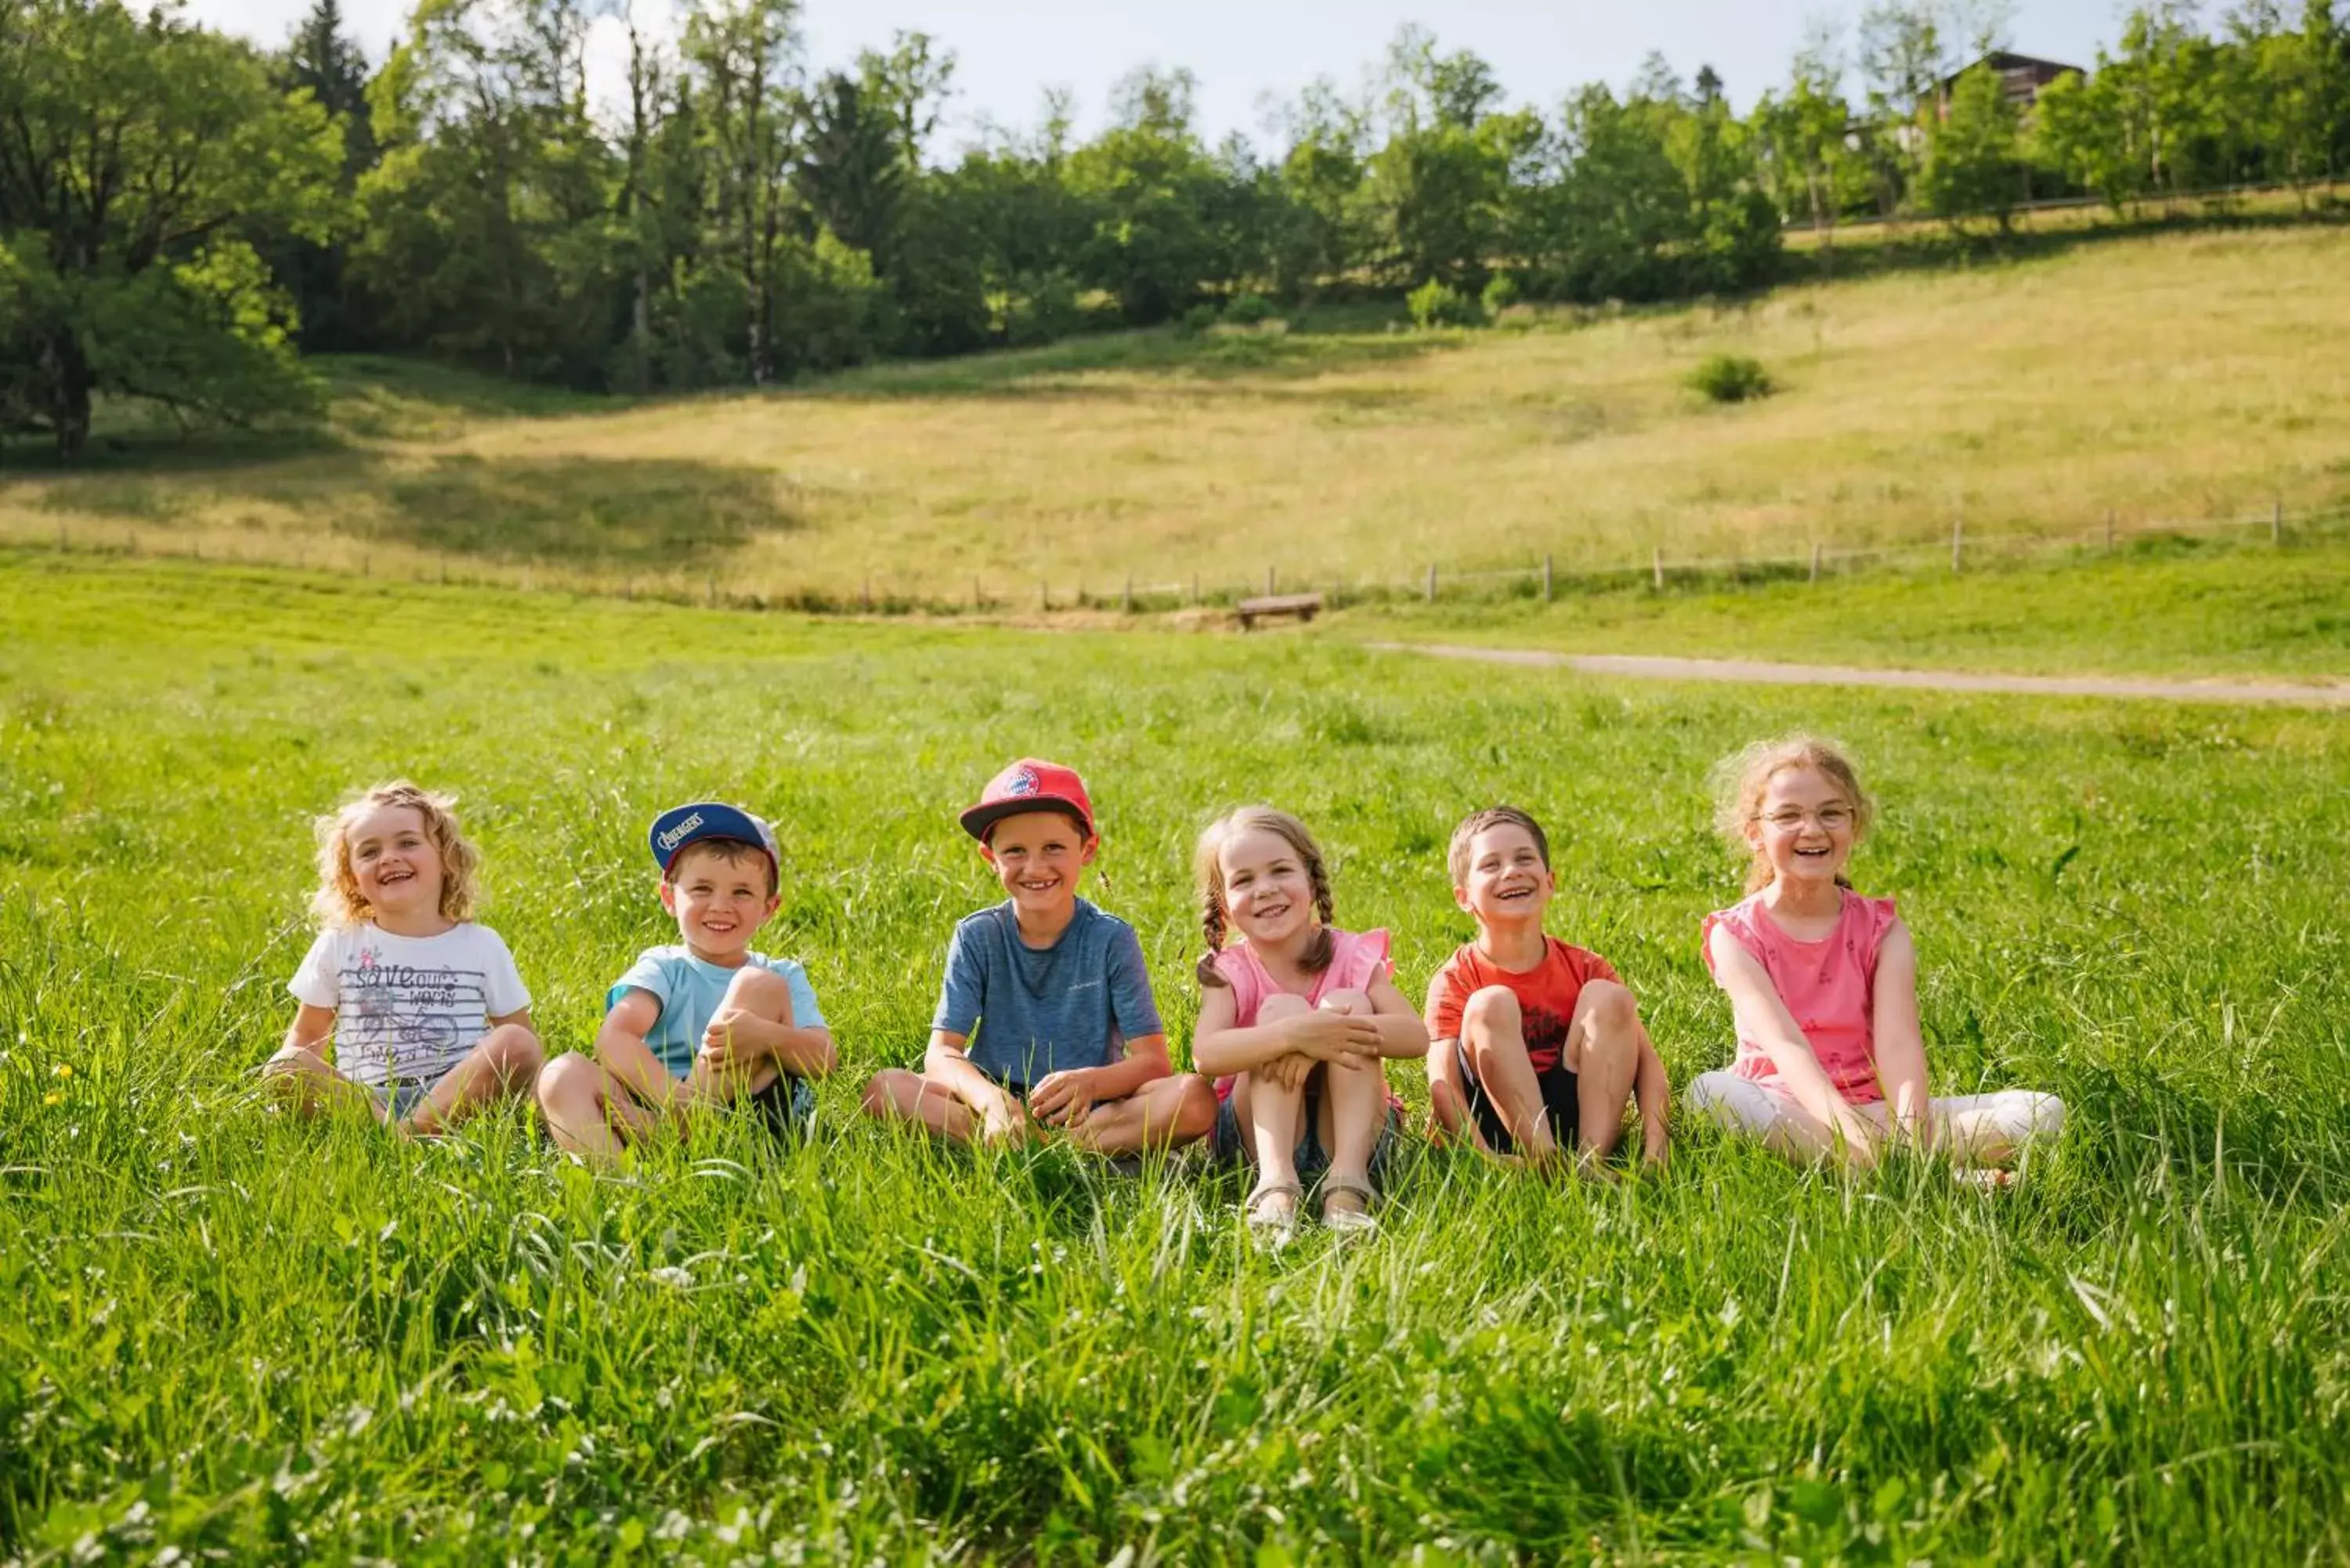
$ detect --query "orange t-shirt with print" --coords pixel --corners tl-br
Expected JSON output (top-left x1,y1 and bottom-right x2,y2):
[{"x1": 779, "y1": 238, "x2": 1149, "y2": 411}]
[{"x1": 1423, "y1": 938, "x2": 1622, "y2": 1075}]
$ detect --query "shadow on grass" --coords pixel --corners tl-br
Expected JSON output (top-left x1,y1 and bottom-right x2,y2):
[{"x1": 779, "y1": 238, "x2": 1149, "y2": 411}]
[
  {"x1": 33, "y1": 451, "x2": 795, "y2": 568},
  {"x1": 1783, "y1": 198, "x2": 2350, "y2": 288},
  {"x1": 811, "y1": 317, "x2": 1456, "y2": 403}
]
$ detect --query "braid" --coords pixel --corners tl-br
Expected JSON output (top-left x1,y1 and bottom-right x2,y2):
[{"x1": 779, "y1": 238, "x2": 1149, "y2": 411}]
[
  {"x1": 1300, "y1": 854, "x2": 1336, "y2": 977},
  {"x1": 1195, "y1": 888, "x2": 1231, "y2": 988}
]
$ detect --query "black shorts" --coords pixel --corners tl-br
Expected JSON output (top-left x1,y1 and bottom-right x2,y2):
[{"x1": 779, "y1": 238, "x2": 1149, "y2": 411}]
[
  {"x1": 748, "y1": 1072, "x2": 817, "y2": 1139},
  {"x1": 1455, "y1": 1038, "x2": 1580, "y2": 1154}
]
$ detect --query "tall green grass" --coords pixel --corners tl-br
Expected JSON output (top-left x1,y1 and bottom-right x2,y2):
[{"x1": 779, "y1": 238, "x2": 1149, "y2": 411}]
[{"x1": 2, "y1": 555, "x2": 2346, "y2": 1562}]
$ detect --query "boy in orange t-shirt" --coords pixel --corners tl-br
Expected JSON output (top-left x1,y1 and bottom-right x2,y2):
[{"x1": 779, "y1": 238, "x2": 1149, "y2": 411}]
[{"x1": 1424, "y1": 806, "x2": 1669, "y2": 1169}]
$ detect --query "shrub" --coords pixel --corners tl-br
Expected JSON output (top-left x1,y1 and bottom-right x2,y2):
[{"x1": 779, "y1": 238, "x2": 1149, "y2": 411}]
[
  {"x1": 1005, "y1": 271, "x2": 1084, "y2": 347},
  {"x1": 1480, "y1": 273, "x2": 1521, "y2": 319},
  {"x1": 1687, "y1": 352, "x2": 1773, "y2": 403},
  {"x1": 1177, "y1": 302, "x2": 1218, "y2": 338},
  {"x1": 1407, "y1": 280, "x2": 1479, "y2": 331},
  {"x1": 1224, "y1": 292, "x2": 1274, "y2": 327}
]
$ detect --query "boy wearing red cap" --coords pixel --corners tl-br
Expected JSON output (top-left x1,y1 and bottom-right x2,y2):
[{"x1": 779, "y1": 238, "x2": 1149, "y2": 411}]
[
  {"x1": 859, "y1": 760, "x2": 1217, "y2": 1152},
  {"x1": 540, "y1": 802, "x2": 837, "y2": 1159}
]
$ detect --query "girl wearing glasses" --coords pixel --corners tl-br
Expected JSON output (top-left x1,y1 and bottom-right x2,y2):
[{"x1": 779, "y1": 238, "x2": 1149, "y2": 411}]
[{"x1": 1687, "y1": 736, "x2": 2064, "y2": 1180}]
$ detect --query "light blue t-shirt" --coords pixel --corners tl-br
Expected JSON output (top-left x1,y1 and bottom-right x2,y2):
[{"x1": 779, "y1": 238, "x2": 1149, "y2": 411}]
[
  {"x1": 931, "y1": 898, "x2": 1164, "y2": 1089},
  {"x1": 608, "y1": 946, "x2": 827, "y2": 1079}
]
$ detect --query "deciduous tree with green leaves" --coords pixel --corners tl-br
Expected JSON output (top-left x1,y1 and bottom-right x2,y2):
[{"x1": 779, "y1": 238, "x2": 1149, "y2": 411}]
[{"x1": 0, "y1": 0, "x2": 342, "y2": 457}]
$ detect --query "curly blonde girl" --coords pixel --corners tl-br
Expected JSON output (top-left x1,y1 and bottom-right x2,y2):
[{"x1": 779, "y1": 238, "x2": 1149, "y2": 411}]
[
  {"x1": 1713, "y1": 735, "x2": 1875, "y2": 893},
  {"x1": 311, "y1": 780, "x2": 483, "y2": 928},
  {"x1": 1194, "y1": 806, "x2": 1336, "y2": 988}
]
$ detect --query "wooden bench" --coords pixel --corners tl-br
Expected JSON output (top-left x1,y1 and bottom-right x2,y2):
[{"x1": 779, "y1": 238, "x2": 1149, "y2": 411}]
[{"x1": 1236, "y1": 591, "x2": 1324, "y2": 630}]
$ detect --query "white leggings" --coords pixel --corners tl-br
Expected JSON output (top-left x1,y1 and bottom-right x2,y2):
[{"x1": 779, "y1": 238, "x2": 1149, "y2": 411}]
[{"x1": 1687, "y1": 1070, "x2": 2066, "y2": 1166}]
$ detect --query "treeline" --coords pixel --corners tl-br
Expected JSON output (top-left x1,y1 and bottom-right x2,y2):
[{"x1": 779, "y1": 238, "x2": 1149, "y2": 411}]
[{"x1": 4, "y1": 0, "x2": 2348, "y2": 456}]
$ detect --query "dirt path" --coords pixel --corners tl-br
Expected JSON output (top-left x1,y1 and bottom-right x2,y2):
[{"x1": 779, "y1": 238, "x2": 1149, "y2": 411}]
[{"x1": 1368, "y1": 643, "x2": 2350, "y2": 708}]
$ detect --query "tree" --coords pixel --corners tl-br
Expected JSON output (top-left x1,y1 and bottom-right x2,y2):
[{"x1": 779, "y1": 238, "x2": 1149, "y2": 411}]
[
  {"x1": 1856, "y1": 1, "x2": 1950, "y2": 214},
  {"x1": 0, "y1": 0, "x2": 342, "y2": 457},
  {"x1": 1067, "y1": 66, "x2": 1229, "y2": 323},
  {"x1": 1918, "y1": 60, "x2": 2026, "y2": 227},
  {"x1": 1755, "y1": 42, "x2": 1857, "y2": 244},
  {"x1": 268, "y1": 0, "x2": 379, "y2": 350}
]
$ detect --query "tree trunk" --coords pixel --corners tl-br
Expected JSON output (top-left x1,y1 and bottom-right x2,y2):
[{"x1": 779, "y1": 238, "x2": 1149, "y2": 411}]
[{"x1": 48, "y1": 331, "x2": 92, "y2": 461}]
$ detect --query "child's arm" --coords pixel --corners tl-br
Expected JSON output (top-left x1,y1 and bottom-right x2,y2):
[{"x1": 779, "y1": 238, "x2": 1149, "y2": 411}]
[
  {"x1": 696, "y1": 1014, "x2": 838, "y2": 1081},
  {"x1": 284, "y1": 1003, "x2": 336, "y2": 1057},
  {"x1": 924, "y1": 1030, "x2": 1023, "y2": 1133},
  {"x1": 1706, "y1": 925, "x2": 1881, "y2": 1167},
  {"x1": 1032, "y1": 1031, "x2": 1177, "y2": 1127},
  {"x1": 1191, "y1": 988, "x2": 1382, "y2": 1077},
  {"x1": 1867, "y1": 921, "x2": 1932, "y2": 1151},
  {"x1": 1632, "y1": 1031, "x2": 1670, "y2": 1166},
  {"x1": 594, "y1": 990, "x2": 689, "y2": 1118},
  {"x1": 1361, "y1": 971, "x2": 1432, "y2": 1057}
]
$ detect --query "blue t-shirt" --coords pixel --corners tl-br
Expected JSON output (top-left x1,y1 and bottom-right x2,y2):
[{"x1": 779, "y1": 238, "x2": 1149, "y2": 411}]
[
  {"x1": 607, "y1": 946, "x2": 827, "y2": 1079},
  {"x1": 931, "y1": 898, "x2": 1164, "y2": 1088}
]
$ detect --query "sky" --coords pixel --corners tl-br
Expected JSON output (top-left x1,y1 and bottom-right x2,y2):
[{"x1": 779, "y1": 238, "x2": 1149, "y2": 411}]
[{"x1": 189, "y1": 0, "x2": 2130, "y2": 150}]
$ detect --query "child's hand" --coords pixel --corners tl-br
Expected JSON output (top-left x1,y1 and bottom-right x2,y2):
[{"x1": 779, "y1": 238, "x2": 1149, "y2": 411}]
[
  {"x1": 1029, "y1": 1068, "x2": 1096, "y2": 1130},
  {"x1": 1262, "y1": 1052, "x2": 1315, "y2": 1092},
  {"x1": 1283, "y1": 1009, "x2": 1383, "y2": 1068},
  {"x1": 978, "y1": 1089, "x2": 1030, "y2": 1145},
  {"x1": 699, "y1": 1015, "x2": 763, "y2": 1073}
]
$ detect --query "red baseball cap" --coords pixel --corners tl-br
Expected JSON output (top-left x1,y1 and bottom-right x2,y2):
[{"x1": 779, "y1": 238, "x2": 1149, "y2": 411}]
[{"x1": 959, "y1": 758, "x2": 1096, "y2": 842}]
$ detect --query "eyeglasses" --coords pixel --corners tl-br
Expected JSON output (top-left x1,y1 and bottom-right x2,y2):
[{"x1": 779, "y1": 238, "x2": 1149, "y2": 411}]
[{"x1": 1758, "y1": 806, "x2": 1854, "y2": 831}]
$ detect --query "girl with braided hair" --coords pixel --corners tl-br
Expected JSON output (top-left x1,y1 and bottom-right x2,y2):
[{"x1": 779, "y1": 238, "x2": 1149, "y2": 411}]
[{"x1": 1189, "y1": 807, "x2": 1428, "y2": 1241}]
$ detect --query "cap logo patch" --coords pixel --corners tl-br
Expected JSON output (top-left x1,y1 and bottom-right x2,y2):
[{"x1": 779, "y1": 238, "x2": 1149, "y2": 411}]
[
  {"x1": 656, "y1": 812, "x2": 705, "y2": 853},
  {"x1": 1006, "y1": 768, "x2": 1039, "y2": 797}
]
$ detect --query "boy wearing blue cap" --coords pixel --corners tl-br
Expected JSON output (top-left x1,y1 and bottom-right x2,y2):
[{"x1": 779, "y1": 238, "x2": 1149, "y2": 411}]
[{"x1": 540, "y1": 803, "x2": 835, "y2": 1159}]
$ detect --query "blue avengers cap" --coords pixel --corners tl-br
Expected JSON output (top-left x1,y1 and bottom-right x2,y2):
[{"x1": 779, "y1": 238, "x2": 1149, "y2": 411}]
[{"x1": 648, "y1": 802, "x2": 781, "y2": 876}]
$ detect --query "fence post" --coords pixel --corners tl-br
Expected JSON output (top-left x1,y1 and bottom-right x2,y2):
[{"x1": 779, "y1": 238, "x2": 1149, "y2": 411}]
[
  {"x1": 1651, "y1": 547, "x2": 1663, "y2": 591},
  {"x1": 1039, "y1": 580, "x2": 1049, "y2": 612},
  {"x1": 57, "y1": 520, "x2": 67, "y2": 552},
  {"x1": 1191, "y1": 573, "x2": 1200, "y2": 607},
  {"x1": 2106, "y1": 510, "x2": 2116, "y2": 551},
  {"x1": 706, "y1": 574, "x2": 717, "y2": 607},
  {"x1": 862, "y1": 575, "x2": 873, "y2": 612},
  {"x1": 1542, "y1": 553, "x2": 1553, "y2": 603},
  {"x1": 1950, "y1": 514, "x2": 1964, "y2": 573},
  {"x1": 1810, "y1": 541, "x2": 1821, "y2": 583},
  {"x1": 2272, "y1": 498, "x2": 2283, "y2": 545},
  {"x1": 1425, "y1": 563, "x2": 1437, "y2": 602},
  {"x1": 1123, "y1": 575, "x2": 1133, "y2": 613},
  {"x1": 1265, "y1": 565, "x2": 1277, "y2": 597}
]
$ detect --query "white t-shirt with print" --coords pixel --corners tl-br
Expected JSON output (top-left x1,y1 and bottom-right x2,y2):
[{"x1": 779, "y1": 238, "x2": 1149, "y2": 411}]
[{"x1": 288, "y1": 922, "x2": 532, "y2": 1089}]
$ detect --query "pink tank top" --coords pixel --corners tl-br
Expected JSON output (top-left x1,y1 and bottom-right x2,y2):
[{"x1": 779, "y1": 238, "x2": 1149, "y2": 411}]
[
  {"x1": 1206, "y1": 927, "x2": 1398, "y2": 1105},
  {"x1": 1701, "y1": 889, "x2": 1900, "y2": 1102}
]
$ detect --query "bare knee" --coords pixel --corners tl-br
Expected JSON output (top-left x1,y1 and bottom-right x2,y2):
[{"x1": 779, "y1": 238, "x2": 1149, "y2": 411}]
[
  {"x1": 1575, "y1": 1022, "x2": 1636, "y2": 1078},
  {"x1": 1257, "y1": 993, "x2": 1313, "y2": 1024},
  {"x1": 483, "y1": 1024, "x2": 544, "y2": 1081},
  {"x1": 1318, "y1": 988, "x2": 1372, "y2": 1016},
  {"x1": 721, "y1": 965, "x2": 797, "y2": 1023},
  {"x1": 1580, "y1": 981, "x2": 1639, "y2": 1034},
  {"x1": 1174, "y1": 1075, "x2": 1220, "y2": 1140},
  {"x1": 537, "y1": 1052, "x2": 598, "y2": 1110},
  {"x1": 860, "y1": 1068, "x2": 917, "y2": 1121},
  {"x1": 1462, "y1": 985, "x2": 1522, "y2": 1035}
]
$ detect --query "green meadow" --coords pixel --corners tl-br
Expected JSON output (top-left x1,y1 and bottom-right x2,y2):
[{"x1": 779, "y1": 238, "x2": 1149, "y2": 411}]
[{"x1": 2, "y1": 553, "x2": 2346, "y2": 1562}]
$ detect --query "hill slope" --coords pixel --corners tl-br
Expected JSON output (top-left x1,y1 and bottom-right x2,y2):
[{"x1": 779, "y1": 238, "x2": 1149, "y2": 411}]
[{"x1": 5, "y1": 224, "x2": 2348, "y2": 602}]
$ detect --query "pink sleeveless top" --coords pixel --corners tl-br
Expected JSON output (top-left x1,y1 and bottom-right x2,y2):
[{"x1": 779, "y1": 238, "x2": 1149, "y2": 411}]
[
  {"x1": 1701, "y1": 889, "x2": 1900, "y2": 1102},
  {"x1": 1206, "y1": 927, "x2": 1397, "y2": 1104}
]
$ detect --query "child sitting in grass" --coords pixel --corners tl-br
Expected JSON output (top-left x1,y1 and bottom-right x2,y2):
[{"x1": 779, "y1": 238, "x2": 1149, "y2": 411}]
[
  {"x1": 1189, "y1": 806, "x2": 1429, "y2": 1241},
  {"x1": 859, "y1": 759, "x2": 1217, "y2": 1154},
  {"x1": 1424, "y1": 806, "x2": 1669, "y2": 1172},
  {"x1": 539, "y1": 803, "x2": 835, "y2": 1160},
  {"x1": 263, "y1": 781, "x2": 542, "y2": 1134},
  {"x1": 1689, "y1": 736, "x2": 2065, "y2": 1180}
]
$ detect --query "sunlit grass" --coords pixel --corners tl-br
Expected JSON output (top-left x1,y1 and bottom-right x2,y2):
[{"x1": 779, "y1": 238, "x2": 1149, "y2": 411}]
[{"x1": 2, "y1": 555, "x2": 2345, "y2": 1559}]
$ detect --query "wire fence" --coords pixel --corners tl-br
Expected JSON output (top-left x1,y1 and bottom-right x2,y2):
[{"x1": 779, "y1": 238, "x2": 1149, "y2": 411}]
[{"x1": 13, "y1": 498, "x2": 2348, "y2": 622}]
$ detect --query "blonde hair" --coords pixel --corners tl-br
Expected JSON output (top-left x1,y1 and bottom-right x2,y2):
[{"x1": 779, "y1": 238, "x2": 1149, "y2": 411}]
[
  {"x1": 312, "y1": 780, "x2": 483, "y2": 928},
  {"x1": 1194, "y1": 806, "x2": 1336, "y2": 988},
  {"x1": 1713, "y1": 735, "x2": 1875, "y2": 893}
]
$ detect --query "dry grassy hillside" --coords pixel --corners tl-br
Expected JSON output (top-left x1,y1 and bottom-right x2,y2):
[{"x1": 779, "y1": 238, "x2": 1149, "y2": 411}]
[{"x1": 5, "y1": 223, "x2": 2347, "y2": 602}]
